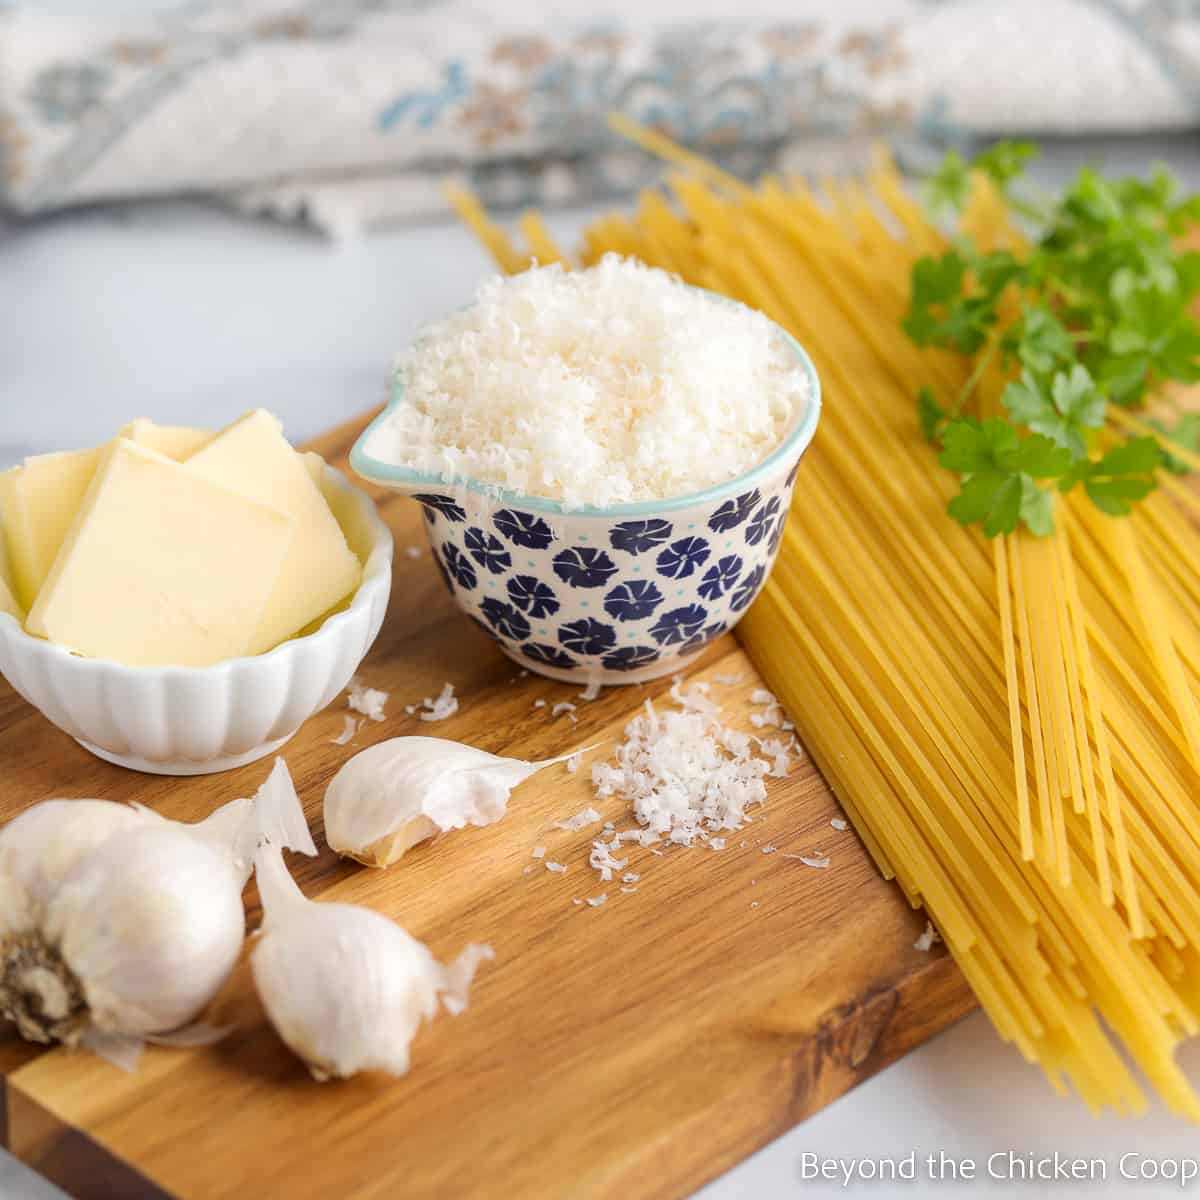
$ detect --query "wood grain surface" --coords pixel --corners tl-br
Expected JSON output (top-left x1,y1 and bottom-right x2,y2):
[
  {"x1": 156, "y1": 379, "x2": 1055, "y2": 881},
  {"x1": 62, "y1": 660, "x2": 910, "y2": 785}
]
[{"x1": 0, "y1": 412, "x2": 974, "y2": 1200}]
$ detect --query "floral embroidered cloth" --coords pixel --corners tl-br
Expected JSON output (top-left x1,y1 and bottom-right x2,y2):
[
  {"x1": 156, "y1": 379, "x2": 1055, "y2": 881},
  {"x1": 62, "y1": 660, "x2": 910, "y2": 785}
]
[{"x1": 2, "y1": 0, "x2": 1199, "y2": 235}]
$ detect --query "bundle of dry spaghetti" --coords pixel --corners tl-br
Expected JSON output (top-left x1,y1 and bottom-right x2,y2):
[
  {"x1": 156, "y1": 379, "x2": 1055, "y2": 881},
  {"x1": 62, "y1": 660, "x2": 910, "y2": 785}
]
[{"x1": 448, "y1": 124, "x2": 1200, "y2": 1118}]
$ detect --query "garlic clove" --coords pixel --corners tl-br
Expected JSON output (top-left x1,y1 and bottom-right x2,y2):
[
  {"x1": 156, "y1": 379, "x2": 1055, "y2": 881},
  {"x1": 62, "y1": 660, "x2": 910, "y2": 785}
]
[
  {"x1": 251, "y1": 844, "x2": 491, "y2": 1080},
  {"x1": 324, "y1": 736, "x2": 578, "y2": 868}
]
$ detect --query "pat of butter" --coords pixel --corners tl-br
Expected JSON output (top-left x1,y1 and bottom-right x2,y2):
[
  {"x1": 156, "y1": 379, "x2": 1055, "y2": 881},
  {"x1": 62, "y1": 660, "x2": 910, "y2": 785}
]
[
  {"x1": 0, "y1": 422, "x2": 212, "y2": 610},
  {"x1": 0, "y1": 447, "x2": 102, "y2": 610},
  {"x1": 25, "y1": 439, "x2": 293, "y2": 667},
  {"x1": 120, "y1": 419, "x2": 213, "y2": 461},
  {"x1": 185, "y1": 410, "x2": 362, "y2": 653}
]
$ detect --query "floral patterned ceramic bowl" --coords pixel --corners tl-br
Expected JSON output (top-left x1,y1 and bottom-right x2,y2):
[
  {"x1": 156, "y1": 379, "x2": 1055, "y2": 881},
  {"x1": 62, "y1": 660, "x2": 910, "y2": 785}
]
[{"x1": 350, "y1": 322, "x2": 820, "y2": 686}]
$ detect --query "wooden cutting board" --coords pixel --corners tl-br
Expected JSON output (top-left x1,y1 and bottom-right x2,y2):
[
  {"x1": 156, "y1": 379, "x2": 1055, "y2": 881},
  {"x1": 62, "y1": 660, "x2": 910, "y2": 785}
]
[{"x1": 0, "y1": 412, "x2": 974, "y2": 1200}]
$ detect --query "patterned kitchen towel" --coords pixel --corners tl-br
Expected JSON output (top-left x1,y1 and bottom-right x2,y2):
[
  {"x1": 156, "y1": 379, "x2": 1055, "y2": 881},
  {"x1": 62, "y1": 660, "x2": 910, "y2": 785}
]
[{"x1": 2, "y1": 0, "x2": 1199, "y2": 236}]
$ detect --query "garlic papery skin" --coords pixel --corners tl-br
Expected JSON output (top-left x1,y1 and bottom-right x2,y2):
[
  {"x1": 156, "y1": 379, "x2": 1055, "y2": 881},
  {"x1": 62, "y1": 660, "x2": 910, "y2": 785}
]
[
  {"x1": 324, "y1": 736, "x2": 575, "y2": 868},
  {"x1": 251, "y1": 844, "x2": 493, "y2": 1080},
  {"x1": 0, "y1": 800, "x2": 150, "y2": 940}
]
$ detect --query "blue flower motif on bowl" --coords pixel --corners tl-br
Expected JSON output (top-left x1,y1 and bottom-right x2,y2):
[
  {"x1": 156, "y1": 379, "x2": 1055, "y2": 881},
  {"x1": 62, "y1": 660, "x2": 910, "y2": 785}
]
[
  {"x1": 521, "y1": 642, "x2": 577, "y2": 669},
  {"x1": 649, "y1": 603, "x2": 708, "y2": 646},
  {"x1": 768, "y1": 513, "x2": 788, "y2": 555},
  {"x1": 656, "y1": 536, "x2": 711, "y2": 580},
  {"x1": 559, "y1": 617, "x2": 617, "y2": 655},
  {"x1": 414, "y1": 493, "x2": 466, "y2": 523},
  {"x1": 603, "y1": 579, "x2": 664, "y2": 621},
  {"x1": 745, "y1": 497, "x2": 782, "y2": 546},
  {"x1": 609, "y1": 518, "x2": 672, "y2": 555},
  {"x1": 494, "y1": 508, "x2": 555, "y2": 549},
  {"x1": 697, "y1": 554, "x2": 743, "y2": 601},
  {"x1": 479, "y1": 597, "x2": 530, "y2": 641},
  {"x1": 603, "y1": 645, "x2": 661, "y2": 671},
  {"x1": 708, "y1": 489, "x2": 760, "y2": 532},
  {"x1": 731, "y1": 564, "x2": 765, "y2": 611},
  {"x1": 441, "y1": 543, "x2": 477, "y2": 591},
  {"x1": 464, "y1": 526, "x2": 512, "y2": 574},
  {"x1": 681, "y1": 620, "x2": 726, "y2": 652},
  {"x1": 507, "y1": 574, "x2": 559, "y2": 618},
  {"x1": 553, "y1": 546, "x2": 618, "y2": 588}
]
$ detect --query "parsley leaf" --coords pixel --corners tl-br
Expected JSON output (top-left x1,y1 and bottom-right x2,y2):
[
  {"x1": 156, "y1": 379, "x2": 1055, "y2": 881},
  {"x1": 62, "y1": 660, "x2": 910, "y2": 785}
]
[
  {"x1": 924, "y1": 151, "x2": 971, "y2": 217},
  {"x1": 1002, "y1": 365, "x2": 1105, "y2": 458},
  {"x1": 1003, "y1": 307, "x2": 1074, "y2": 373},
  {"x1": 940, "y1": 419, "x2": 1071, "y2": 535},
  {"x1": 973, "y1": 141, "x2": 1038, "y2": 191},
  {"x1": 1061, "y1": 437, "x2": 1162, "y2": 516}
]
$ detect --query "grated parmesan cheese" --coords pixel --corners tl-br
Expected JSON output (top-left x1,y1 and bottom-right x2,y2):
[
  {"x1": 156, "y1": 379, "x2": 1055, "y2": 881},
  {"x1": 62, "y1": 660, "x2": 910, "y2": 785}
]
[
  {"x1": 566, "y1": 752, "x2": 581, "y2": 774},
  {"x1": 551, "y1": 702, "x2": 577, "y2": 720},
  {"x1": 331, "y1": 715, "x2": 360, "y2": 745},
  {"x1": 591, "y1": 686, "x2": 770, "y2": 845},
  {"x1": 621, "y1": 872, "x2": 640, "y2": 884},
  {"x1": 531, "y1": 846, "x2": 546, "y2": 859},
  {"x1": 579, "y1": 680, "x2": 602, "y2": 702},
  {"x1": 533, "y1": 699, "x2": 547, "y2": 709},
  {"x1": 370, "y1": 258, "x2": 807, "y2": 508},
  {"x1": 760, "y1": 844, "x2": 778, "y2": 855},
  {"x1": 586, "y1": 894, "x2": 607, "y2": 907},
  {"x1": 419, "y1": 682, "x2": 458, "y2": 722},
  {"x1": 557, "y1": 806, "x2": 601, "y2": 832},
  {"x1": 589, "y1": 839, "x2": 628, "y2": 882},
  {"x1": 709, "y1": 838, "x2": 726, "y2": 851},
  {"x1": 831, "y1": 817, "x2": 849, "y2": 831},
  {"x1": 914, "y1": 920, "x2": 941, "y2": 952},
  {"x1": 713, "y1": 672, "x2": 744, "y2": 686},
  {"x1": 347, "y1": 679, "x2": 388, "y2": 722},
  {"x1": 545, "y1": 861, "x2": 568, "y2": 874}
]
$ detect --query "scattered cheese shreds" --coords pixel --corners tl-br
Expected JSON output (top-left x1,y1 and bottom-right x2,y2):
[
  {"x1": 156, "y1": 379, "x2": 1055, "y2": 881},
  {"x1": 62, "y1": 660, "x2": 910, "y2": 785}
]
[
  {"x1": 551, "y1": 701, "x2": 577, "y2": 719},
  {"x1": 579, "y1": 680, "x2": 602, "y2": 702},
  {"x1": 566, "y1": 752, "x2": 582, "y2": 774},
  {"x1": 750, "y1": 689, "x2": 776, "y2": 706},
  {"x1": 591, "y1": 685, "x2": 770, "y2": 845},
  {"x1": 620, "y1": 886, "x2": 638, "y2": 894},
  {"x1": 331, "y1": 715, "x2": 360, "y2": 745},
  {"x1": 545, "y1": 861, "x2": 568, "y2": 874},
  {"x1": 557, "y1": 806, "x2": 601, "y2": 832},
  {"x1": 713, "y1": 672, "x2": 744, "y2": 686},
  {"x1": 531, "y1": 846, "x2": 546, "y2": 859},
  {"x1": 589, "y1": 839, "x2": 628, "y2": 882},
  {"x1": 621, "y1": 872, "x2": 640, "y2": 884},
  {"x1": 760, "y1": 844, "x2": 778, "y2": 855},
  {"x1": 709, "y1": 838, "x2": 726, "y2": 851},
  {"x1": 420, "y1": 682, "x2": 458, "y2": 722},
  {"x1": 586, "y1": 894, "x2": 607, "y2": 907},
  {"x1": 347, "y1": 680, "x2": 388, "y2": 722},
  {"x1": 914, "y1": 920, "x2": 941, "y2": 952},
  {"x1": 784, "y1": 853, "x2": 831, "y2": 869},
  {"x1": 533, "y1": 699, "x2": 547, "y2": 709},
  {"x1": 831, "y1": 817, "x2": 849, "y2": 831},
  {"x1": 369, "y1": 258, "x2": 807, "y2": 508}
]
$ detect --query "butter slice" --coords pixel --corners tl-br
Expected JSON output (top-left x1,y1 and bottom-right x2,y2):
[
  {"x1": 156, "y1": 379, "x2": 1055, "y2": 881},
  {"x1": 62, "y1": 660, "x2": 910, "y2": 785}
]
[
  {"x1": 121, "y1": 419, "x2": 213, "y2": 461},
  {"x1": 0, "y1": 423, "x2": 213, "y2": 610},
  {"x1": 184, "y1": 410, "x2": 362, "y2": 653},
  {"x1": 25, "y1": 440, "x2": 293, "y2": 667},
  {"x1": 0, "y1": 447, "x2": 102, "y2": 610}
]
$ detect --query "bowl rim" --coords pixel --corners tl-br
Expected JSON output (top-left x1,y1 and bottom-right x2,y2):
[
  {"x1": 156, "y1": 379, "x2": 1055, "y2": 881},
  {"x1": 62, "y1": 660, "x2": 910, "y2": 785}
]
[
  {"x1": 0, "y1": 462, "x2": 393, "y2": 678},
  {"x1": 349, "y1": 288, "x2": 822, "y2": 520}
]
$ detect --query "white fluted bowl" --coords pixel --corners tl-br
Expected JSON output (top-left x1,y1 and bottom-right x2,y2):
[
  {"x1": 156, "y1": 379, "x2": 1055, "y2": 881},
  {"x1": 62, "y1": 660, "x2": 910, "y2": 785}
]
[{"x1": 0, "y1": 464, "x2": 392, "y2": 775}]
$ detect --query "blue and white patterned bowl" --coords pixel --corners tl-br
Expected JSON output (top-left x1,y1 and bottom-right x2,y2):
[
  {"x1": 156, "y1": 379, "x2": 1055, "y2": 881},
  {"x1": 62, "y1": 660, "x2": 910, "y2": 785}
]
[{"x1": 351, "y1": 312, "x2": 820, "y2": 686}]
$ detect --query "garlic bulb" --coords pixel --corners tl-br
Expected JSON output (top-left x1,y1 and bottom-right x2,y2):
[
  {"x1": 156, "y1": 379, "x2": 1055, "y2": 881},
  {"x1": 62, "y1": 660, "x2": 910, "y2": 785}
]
[
  {"x1": 252, "y1": 842, "x2": 493, "y2": 1080},
  {"x1": 0, "y1": 757, "x2": 314, "y2": 1048},
  {"x1": 324, "y1": 736, "x2": 576, "y2": 867}
]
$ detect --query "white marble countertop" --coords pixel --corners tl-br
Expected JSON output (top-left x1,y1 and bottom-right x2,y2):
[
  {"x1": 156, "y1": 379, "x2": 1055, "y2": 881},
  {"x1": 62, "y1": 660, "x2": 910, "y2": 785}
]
[{"x1": 3, "y1": 160, "x2": 1200, "y2": 1198}]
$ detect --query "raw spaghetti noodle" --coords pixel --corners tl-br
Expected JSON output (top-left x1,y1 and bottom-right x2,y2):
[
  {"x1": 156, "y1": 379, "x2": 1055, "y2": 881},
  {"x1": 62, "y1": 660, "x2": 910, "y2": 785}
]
[{"x1": 449, "y1": 129, "x2": 1200, "y2": 1118}]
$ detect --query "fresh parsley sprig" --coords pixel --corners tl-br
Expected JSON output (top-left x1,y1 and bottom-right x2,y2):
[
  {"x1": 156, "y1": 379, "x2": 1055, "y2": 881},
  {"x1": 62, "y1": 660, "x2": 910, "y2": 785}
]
[{"x1": 904, "y1": 142, "x2": 1199, "y2": 535}]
